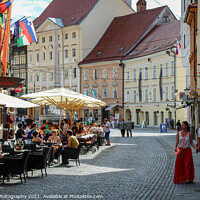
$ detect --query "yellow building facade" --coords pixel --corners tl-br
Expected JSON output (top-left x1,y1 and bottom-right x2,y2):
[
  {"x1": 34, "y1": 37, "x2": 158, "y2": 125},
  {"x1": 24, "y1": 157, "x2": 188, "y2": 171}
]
[{"x1": 124, "y1": 50, "x2": 187, "y2": 127}]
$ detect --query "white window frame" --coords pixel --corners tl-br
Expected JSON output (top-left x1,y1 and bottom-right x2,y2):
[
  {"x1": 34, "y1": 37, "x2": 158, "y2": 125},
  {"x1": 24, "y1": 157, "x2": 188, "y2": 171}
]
[
  {"x1": 65, "y1": 33, "x2": 68, "y2": 40},
  {"x1": 102, "y1": 68, "x2": 107, "y2": 79},
  {"x1": 84, "y1": 69, "x2": 89, "y2": 81},
  {"x1": 125, "y1": 90, "x2": 130, "y2": 102},
  {"x1": 65, "y1": 49, "x2": 68, "y2": 58},
  {"x1": 153, "y1": 65, "x2": 156, "y2": 79},
  {"x1": 93, "y1": 69, "x2": 98, "y2": 80},
  {"x1": 133, "y1": 89, "x2": 137, "y2": 102},
  {"x1": 65, "y1": 69, "x2": 68, "y2": 78},
  {"x1": 171, "y1": 85, "x2": 175, "y2": 100},
  {"x1": 49, "y1": 51, "x2": 52, "y2": 60},
  {"x1": 125, "y1": 69, "x2": 130, "y2": 81},
  {"x1": 103, "y1": 88, "x2": 107, "y2": 99},
  {"x1": 139, "y1": 68, "x2": 142, "y2": 79},
  {"x1": 50, "y1": 72, "x2": 53, "y2": 81},
  {"x1": 133, "y1": 69, "x2": 136, "y2": 81},
  {"x1": 36, "y1": 53, "x2": 39, "y2": 62},
  {"x1": 42, "y1": 52, "x2": 45, "y2": 61},
  {"x1": 72, "y1": 32, "x2": 76, "y2": 39},
  {"x1": 84, "y1": 89, "x2": 89, "y2": 96},
  {"x1": 42, "y1": 72, "x2": 46, "y2": 81},
  {"x1": 93, "y1": 88, "x2": 98, "y2": 98},
  {"x1": 145, "y1": 67, "x2": 148, "y2": 80},
  {"x1": 153, "y1": 87, "x2": 156, "y2": 101},
  {"x1": 165, "y1": 62, "x2": 168, "y2": 77},
  {"x1": 165, "y1": 85, "x2": 169, "y2": 100},
  {"x1": 171, "y1": 60, "x2": 174, "y2": 76},
  {"x1": 113, "y1": 87, "x2": 117, "y2": 99},
  {"x1": 113, "y1": 66, "x2": 118, "y2": 78},
  {"x1": 72, "y1": 48, "x2": 76, "y2": 57},
  {"x1": 29, "y1": 54, "x2": 32, "y2": 62},
  {"x1": 144, "y1": 88, "x2": 148, "y2": 101}
]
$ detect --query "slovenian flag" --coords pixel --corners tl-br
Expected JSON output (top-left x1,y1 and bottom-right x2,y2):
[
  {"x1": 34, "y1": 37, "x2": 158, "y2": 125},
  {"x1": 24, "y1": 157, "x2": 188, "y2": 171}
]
[
  {"x1": 91, "y1": 88, "x2": 97, "y2": 99},
  {"x1": 14, "y1": 17, "x2": 37, "y2": 47},
  {"x1": 0, "y1": 0, "x2": 13, "y2": 13},
  {"x1": 176, "y1": 40, "x2": 181, "y2": 56}
]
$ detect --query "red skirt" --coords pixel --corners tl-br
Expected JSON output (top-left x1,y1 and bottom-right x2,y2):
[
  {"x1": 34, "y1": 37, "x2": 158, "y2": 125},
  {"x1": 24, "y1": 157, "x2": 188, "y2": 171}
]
[{"x1": 174, "y1": 147, "x2": 194, "y2": 184}]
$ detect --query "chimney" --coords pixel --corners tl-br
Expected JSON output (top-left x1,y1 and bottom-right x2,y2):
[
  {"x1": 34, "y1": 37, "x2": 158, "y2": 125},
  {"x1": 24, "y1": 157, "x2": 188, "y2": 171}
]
[
  {"x1": 137, "y1": 0, "x2": 147, "y2": 12},
  {"x1": 124, "y1": 0, "x2": 132, "y2": 8}
]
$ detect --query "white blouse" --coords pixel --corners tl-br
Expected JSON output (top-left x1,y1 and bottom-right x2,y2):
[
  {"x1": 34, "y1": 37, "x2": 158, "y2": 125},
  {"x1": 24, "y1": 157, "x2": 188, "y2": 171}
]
[{"x1": 178, "y1": 131, "x2": 190, "y2": 148}]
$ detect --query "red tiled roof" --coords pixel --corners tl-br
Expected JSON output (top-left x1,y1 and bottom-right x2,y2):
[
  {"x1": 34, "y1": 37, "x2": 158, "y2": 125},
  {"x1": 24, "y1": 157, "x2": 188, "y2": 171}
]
[
  {"x1": 123, "y1": 20, "x2": 180, "y2": 60},
  {"x1": 34, "y1": 0, "x2": 98, "y2": 28},
  {"x1": 79, "y1": 6, "x2": 166, "y2": 65}
]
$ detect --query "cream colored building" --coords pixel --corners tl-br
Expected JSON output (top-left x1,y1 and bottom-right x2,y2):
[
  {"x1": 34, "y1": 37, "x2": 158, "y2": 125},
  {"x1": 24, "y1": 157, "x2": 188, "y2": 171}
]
[
  {"x1": 123, "y1": 21, "x2": 187, "y2": 127},
  {"x1": 27, "y1": 0, "x2": 134, "y2": 94}
]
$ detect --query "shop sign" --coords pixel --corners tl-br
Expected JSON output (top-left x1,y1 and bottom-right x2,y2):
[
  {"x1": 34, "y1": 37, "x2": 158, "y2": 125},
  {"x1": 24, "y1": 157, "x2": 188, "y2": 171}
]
[{"x1": 0, "y1": 77, "x2": 23, "y2": 88}]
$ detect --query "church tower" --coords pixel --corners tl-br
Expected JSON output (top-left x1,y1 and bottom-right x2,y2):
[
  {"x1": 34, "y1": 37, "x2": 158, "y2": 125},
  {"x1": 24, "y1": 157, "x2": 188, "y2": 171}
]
[{"x1": 136, "y1": 0, "x2": 147, "y2": 12}]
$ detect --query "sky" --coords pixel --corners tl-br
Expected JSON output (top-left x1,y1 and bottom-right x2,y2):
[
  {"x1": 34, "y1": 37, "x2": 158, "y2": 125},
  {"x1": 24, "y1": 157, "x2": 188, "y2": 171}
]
[{"x1": 11, "y1": 0, "x2": 181, "y2": 24}]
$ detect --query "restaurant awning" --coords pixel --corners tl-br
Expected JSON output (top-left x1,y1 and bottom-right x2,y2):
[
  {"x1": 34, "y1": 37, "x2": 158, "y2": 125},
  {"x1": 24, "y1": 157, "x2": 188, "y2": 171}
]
[
  {"x1": 0, "y1": 93, "x2": 39, "y2": 108},
  {"x1": 175, "y1": 104, "x2": 190, "y2": 110},
  {"x1": 105, "y1": 104, "x2": 122, "y2": 111}
]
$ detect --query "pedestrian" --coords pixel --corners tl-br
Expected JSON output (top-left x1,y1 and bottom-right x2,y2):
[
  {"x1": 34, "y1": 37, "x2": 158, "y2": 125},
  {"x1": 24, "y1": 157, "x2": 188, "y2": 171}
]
[
  {"x1": 103, "y1": 118, "x2": 111, "y2": 146},
  {"x1": 196, "y1": 125, "x2": 200, "y2": 153},
  {"x1": 176, "y1": 120, "x2": 181, "y2": 132},
  {"x1": 21, "y1": 115, "x2": 25, "y2": 125},
  {"x1": 120, "y1": 119, "x2": 126, "y2": 137},
  {"x1": 111, "y1": 115, "x2": 115, "y2": 128},
  {"x1": 174, "y1": 121, "x2": 197, "y2": 184},
  {"x1": 126, "y1": 119, "x2": 132, "y2": 137}
]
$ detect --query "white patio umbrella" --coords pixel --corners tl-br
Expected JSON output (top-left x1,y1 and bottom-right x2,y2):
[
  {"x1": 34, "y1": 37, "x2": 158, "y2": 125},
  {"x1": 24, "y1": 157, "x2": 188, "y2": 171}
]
[
  {"x1": 0, "y1": 93, "x2": 39, "y2": 108},
  {"x1": 21, "y1": 88, "x2": 106, "y2": 134}
]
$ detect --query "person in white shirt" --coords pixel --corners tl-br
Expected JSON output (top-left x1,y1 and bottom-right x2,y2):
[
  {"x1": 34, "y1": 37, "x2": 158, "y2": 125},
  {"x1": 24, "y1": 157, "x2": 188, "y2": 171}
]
[{"x1": 89, "y1": 123, "x2": 98, "y2": 134}]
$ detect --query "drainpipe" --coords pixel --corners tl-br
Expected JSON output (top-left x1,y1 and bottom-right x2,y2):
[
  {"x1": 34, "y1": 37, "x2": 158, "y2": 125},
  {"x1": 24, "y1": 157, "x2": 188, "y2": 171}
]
[{"x1": 119, "y1": 60, "x2": 125, "y2": 119}]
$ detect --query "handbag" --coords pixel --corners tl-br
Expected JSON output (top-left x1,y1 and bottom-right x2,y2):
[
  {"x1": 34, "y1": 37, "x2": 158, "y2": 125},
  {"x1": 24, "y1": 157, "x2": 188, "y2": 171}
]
[{"x1": 175, "y1": 133, "x2": 189, "y2": 156}]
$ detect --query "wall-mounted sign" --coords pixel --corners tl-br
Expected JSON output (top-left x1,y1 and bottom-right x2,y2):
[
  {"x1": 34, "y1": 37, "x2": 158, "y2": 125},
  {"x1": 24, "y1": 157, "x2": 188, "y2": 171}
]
[
  {"x1": 136, "y1": 109, "x2": 141, "y2": 113},
  {"x1": 14, "y1": 85, "x2": 23, "y2": 93},
  {"x1": 0, "y1": 77, "x2": 23, "y2": 88}
]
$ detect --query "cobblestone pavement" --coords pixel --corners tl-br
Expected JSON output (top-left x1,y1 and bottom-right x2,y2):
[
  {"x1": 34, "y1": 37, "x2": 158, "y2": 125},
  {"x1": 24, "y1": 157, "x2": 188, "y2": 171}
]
[{"x1": 0, "y1": 128, "x2": 200, "y2": 200}]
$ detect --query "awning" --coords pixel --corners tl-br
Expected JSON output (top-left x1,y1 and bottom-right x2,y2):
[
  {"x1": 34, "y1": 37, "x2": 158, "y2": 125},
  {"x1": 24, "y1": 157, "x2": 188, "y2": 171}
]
[
  {"x1": 0, "y1": 93, "x2": 39, "y2": 108},
  {"x1": 105, "y1": 104, "x2": 122, "y2": 111}
]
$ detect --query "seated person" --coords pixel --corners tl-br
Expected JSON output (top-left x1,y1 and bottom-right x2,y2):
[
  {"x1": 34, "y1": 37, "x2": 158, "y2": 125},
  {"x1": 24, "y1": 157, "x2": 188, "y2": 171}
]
[
  {"x1": 72, "y1": 122, "x2": 78, "y2": 136},
  {"x1": 39, "y1": 126, "x2": 46, "y2": 138},
  {"x1": 89, "y1": 123, "x2": 98, "y2": 134},
  {"x1": 48, "y1": 130, "x2": 62, "y2": 155},
  {"x1": 44, "y1": 122, "x2": 53, "y2": 140},
  {"x1": 62, "y1": 131, "x2": 79, "y2": 165},
  {"x1": 0, "y1": 153, "x2": 3, "y2": 159},
  {"x1": 16, "y1": 123, "x2": 27, "y2": 140},
  {"x1": 28, "y1": 123, "x2": 42, "y2": 139},
  {"x1": 32, "y1": 130, "x2": 43, "y2": 145},
  {"x1": 78, "y1": 123, "x2": 84, "y2": 134},
  {"x1": 97, "y1": 124, "x2": 104, "y2": 137}
]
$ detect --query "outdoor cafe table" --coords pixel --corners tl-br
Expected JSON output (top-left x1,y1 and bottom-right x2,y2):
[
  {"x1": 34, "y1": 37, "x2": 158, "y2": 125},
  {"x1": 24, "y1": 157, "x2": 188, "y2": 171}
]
[{"x1": 76, "y1": 134, "x2": 97, "y2": 144}]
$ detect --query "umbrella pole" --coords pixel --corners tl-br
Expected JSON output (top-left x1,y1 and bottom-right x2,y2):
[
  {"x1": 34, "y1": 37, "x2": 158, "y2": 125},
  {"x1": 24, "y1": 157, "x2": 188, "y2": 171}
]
[
  {"x1": 70, "y1": 111, "x2": 72, "y2": 129},
  {"x1": 59, "y1": 109, "x2": 62, "y2": 137}
]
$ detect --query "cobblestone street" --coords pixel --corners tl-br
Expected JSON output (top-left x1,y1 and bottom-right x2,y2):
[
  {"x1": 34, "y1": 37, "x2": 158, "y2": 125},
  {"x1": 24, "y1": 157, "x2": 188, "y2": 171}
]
[{"x1": 1, "y1": 128, "x2": 200, "y2": 200}]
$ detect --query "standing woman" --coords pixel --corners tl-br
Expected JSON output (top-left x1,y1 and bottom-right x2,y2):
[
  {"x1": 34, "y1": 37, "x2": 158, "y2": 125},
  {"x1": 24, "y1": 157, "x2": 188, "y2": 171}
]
[
  {"x1": 174, "y1": 121, "x2": 197, "y2": 184},
  {"x1": 103, "y1": 118, "x2": 111, "y2": 146}
]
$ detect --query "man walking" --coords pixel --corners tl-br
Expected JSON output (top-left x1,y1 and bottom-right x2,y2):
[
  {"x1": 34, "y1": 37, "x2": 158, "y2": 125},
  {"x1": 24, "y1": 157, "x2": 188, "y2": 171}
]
[
  {"x1": 120, "y1": 119, "x2": 127, "y2": 137},
  {"x1": 126, "y1": 119, "x2": 132, "y2": 137}
]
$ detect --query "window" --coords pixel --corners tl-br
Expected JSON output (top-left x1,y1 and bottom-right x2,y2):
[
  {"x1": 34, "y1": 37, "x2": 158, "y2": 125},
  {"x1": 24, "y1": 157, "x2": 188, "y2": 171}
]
[
  {"x1": 42, "y1": 52, "x2": 45, "y2": 61},
  {"x1": 19, "y1": 73, "x2": 22, "y2": 78},
  {"x1": 125, "y1": 90, "x2": 130, "y2": 102},
  {"x1": 139, "y1": 88, "x2": 142, "y2": 102},
  {"x1": 171, "y1": 85, "x2": 174, "y2": 99},
  {"x1": 184, "y1": 34, "x2": 186, "y2": 49},
  {"x1": 30, "y1": 75, "x2": 32, "y2": 82},
  {"x1": 49, "y1": 36, "x2": 52, "y2": 42},
  {"x1": 126, "y1": 70, "x2": 130, "y2": 81},
  {"x1": 93, "y1": 69, "x2": 98, "y2": 80},
  {"x1": 65, "y1": 34, "x2": 68, "y2": 40},
  {"x1": 113, "y1": 66, "x2": 118, "y2": 78},
  {"x1": 144, "y1": 88, "x2": 148, "y2": 101},
  {"x1": 29, "y1": 54, "x2": 32, "y2": 62},
  {"x1": 72, "y1": 48, "x2": 76, "y2": 57},
  {"x1": 73, "y1": 68, "x2": 76, "y2": 78},
  {"x1": 93, "y1": 88, "x2": 98, "y2": 98},
  {"x1": 65, "y1": 69, "x2": 68, "y2": 78},
  {"x1": 36, "y1": 74, "x2": 39, "y2": 82},
  {"x1": 103, "y1": 68, "x2": 107, "y2": 79},
  {"x1": 58, "y1": 35, "x2": 60, "y2": 41},
  {"x1": 165, "y1": 86, "x2": 169, "y2": 100},
  {"x1": 145, "y1": 67, "x2": 148, "y2": 80},
  {"x1": 139, "y1": 68, "x2": 142, "y2": 79},
  {"x1": 42, "y1": 37, "x2": 45, "y2": 43},
  {"x1": 42, "y1": 72, "x2": 46, "y2": 81},
  {"x1": 153, "y1": 87, "x2": 156, "y2": 101},
  {"x1": 84, "y1": 69, "x2": 89, "y2": 80},
  {"x1": 72, "y1": 32, "x2": 76, "y2": 39},
  {"x1": 171, "y1": 61, "x2": 174, "y2": 75},
  {"x1": 165, "y1": 62, "x2": 168, "y2": 77},
  {"x1": 113, "y1": 87, "x2": 117, "y2": 99},
  {"x1": 49, "y1": 51, "x2": 52, "y2": 60},
  {"x1": 103, "y1": 88, "x2": 107, "y2": 99},
  {"x1": 133, "y1": 89, "x2": 137, "y2": 102},
  {"x1": 153, "y1": 65, "x2": 156, "y2": 78},
  {"x1": 50, "y1": 72, "x2": 53, "y2": 80},
  {"x1": 84, "y1": 89, "x2": 89, "y2": 96},
  {"x1": 65, "y1": 49, "x2": 68, "y2": 58},
  {"x1": 133, "y1": 69, "x2": 136, "y2": 81},
  {"x1": 36, "y1": 53, "x2": 39, "y2": 62}
]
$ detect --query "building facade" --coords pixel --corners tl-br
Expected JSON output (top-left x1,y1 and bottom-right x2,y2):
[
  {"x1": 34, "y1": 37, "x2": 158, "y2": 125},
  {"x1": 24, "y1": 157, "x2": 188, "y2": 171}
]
[{"x1": 27, "y1": 0, "x2": 134, "y2": 94}]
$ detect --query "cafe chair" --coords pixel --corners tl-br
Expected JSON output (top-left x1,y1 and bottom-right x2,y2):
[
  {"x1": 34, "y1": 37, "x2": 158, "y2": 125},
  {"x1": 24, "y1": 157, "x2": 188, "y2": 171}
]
[
  {"x1": 24, "y1": 144, "x2": 37, "y2": 153},
  {"x1": 27, "y1": 147, "x2": 51, "y2": 177},
  {"x1": 2, "y1": 151, "x2": 30, "y2": 184},
  {"x1": 63, "y1": 144, "x2": 82, "y2": 167}
]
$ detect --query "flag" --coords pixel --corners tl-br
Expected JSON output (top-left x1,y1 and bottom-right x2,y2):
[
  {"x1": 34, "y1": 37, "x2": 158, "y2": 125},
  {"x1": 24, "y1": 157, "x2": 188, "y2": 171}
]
[
  {"x1": 176, "y1": 40, "x2": 181, "y2": 56},
  {"x1": 14, "y1": 21, "x2": 19, "y2": 39},
  {"x1": 15, "y1": 17, "x2": 37, "y2": 47},
  {"x1": 87, "y1": 90, "x2": 91, "y2": 96},
  {"x1": 91, "y1": 87, "x2": 97, "y2": 99},
  {"x1": 0, "y1": 0, "x2": 13, "y2": 13}
]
